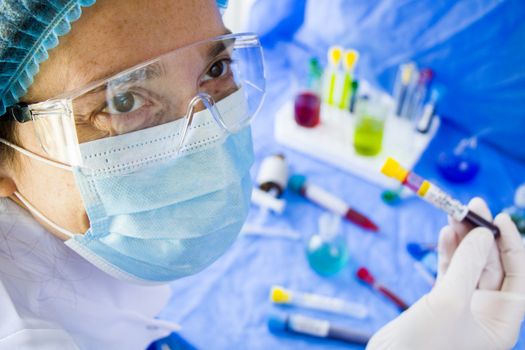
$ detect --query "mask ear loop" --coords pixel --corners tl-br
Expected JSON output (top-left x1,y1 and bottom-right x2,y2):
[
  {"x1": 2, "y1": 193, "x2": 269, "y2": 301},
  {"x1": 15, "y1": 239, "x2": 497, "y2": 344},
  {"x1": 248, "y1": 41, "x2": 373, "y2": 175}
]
[
  {"x1": 12, "y1": 191, "x2": 79, "y2": 238},
  {"x1": 0, "y1": 138, "x2": 73, "y2": 171},
  {"x1": 0, "y1": 138, "x2": 79, "y2": 238}
]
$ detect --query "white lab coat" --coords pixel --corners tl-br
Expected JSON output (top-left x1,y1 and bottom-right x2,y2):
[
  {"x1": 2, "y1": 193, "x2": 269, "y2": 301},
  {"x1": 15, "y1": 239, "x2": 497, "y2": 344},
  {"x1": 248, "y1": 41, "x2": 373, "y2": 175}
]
[{"x1": 0, "y1": 198, "x2": 180, "y2": 349}]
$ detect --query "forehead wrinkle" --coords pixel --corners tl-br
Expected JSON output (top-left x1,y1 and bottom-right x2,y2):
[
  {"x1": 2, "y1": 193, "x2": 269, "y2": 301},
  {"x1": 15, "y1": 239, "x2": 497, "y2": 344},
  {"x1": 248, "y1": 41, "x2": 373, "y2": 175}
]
[{"x1": 24, "y1": 0, "x2": 226, "y2": 102}]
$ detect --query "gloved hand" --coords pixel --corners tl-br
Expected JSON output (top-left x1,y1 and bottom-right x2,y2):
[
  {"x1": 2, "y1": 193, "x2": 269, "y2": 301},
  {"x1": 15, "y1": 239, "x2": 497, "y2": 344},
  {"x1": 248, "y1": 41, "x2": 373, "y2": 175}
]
[{"x1": 367, "y1": 198, "x2": 525, "y2": 350}]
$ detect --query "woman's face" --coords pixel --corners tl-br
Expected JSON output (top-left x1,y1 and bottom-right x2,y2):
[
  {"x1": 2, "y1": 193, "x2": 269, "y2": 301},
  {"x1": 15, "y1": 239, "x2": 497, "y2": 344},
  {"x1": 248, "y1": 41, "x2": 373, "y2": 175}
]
[{"x1": 0, "y1": 0, "x2": 227, "y2": 239}]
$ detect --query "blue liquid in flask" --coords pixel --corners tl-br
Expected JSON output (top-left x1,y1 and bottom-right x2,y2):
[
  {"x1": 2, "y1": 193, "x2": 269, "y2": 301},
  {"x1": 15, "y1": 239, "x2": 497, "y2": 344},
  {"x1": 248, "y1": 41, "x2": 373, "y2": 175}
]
[{"x1": 306, "y1": 213, "x2": 349, "y2": 276}]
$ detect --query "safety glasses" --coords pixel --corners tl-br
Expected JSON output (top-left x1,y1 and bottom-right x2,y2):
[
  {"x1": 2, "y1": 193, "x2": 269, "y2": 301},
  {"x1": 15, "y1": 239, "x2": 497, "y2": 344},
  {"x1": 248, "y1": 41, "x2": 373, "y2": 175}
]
[{"x1": 3, "y1": 33, "x2": 265, "y2": 168}]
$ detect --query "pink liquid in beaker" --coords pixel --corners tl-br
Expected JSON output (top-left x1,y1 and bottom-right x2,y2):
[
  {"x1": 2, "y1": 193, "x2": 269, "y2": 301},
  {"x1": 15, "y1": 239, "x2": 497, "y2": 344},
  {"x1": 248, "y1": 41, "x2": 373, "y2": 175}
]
[{"x1": 294, "y1": 91, "x2": 321, "y2": 127}]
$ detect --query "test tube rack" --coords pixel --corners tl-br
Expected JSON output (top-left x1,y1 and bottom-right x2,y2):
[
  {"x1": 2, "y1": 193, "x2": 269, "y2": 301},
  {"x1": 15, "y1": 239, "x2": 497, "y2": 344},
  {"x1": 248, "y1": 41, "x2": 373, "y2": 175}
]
[{"x1": 274, "y1": 87, "x2": 440, "y2": 188}]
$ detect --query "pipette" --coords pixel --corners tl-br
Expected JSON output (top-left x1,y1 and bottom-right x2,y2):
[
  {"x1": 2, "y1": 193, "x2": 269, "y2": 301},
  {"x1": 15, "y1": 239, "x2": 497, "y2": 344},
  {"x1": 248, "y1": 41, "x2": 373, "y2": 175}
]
[
  {"x1": 268, "y1": 312, "x2": 371, "y2": 345},
  {"x1": 270, "y1": 285, "x2": 368, "y2": 319},
  {"x1": 356, "y1": 267, "x2": 409, "y2": 311},
  {"x1": 288, "y1": 174, "x2": 379, "y2": 232},
  {"x1": 381, "y1": 157, "x2": 500, "y2": 236}
]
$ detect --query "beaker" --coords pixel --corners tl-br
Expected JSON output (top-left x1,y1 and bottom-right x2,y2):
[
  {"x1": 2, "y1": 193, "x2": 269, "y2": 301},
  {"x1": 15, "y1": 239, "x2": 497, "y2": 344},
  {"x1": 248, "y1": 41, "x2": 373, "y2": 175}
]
[
  {"x1": 353, "y1": 96, "x2": 388, "y2": 156},
  {"x1": 294, "y1": 91, "x2": 321, "y2": 128}
]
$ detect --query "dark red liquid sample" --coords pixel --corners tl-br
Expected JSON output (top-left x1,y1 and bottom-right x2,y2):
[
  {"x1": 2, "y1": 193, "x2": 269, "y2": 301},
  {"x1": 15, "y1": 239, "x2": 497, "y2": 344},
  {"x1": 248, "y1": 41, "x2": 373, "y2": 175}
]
[
  {"x1": 294, "y1": 91, "x2": 320, "y2": 127},
  {"x1": 345, "y1": 209, "x2": 379, "y2": 232},
  {"x1": 356, "y1": 267, "x2": 409, "y2": 311},
  {"x1": 377, "y1": 285, "x2": 409, "y2": 311}
]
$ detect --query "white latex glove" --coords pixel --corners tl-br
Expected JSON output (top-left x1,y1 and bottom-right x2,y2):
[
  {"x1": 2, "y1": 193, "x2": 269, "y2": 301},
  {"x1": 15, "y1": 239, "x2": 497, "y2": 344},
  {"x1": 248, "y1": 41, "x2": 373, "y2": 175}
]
[{"x1": 367, "y1": 198, "x2": 525, "y2": 350}]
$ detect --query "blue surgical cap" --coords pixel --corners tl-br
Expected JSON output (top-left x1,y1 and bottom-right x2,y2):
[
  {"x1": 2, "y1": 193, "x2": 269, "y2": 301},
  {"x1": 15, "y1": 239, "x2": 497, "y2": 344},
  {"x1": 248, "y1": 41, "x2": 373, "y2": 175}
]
[
  {"x1": 0, "y1": 0, "x2": 97, "y2": 115},
  {"x1": 217, "y1": 0, "x2": 229, "y2": 14},
  {"x1": 0, "y1": 0, "x2": 229, "y2": 116}
]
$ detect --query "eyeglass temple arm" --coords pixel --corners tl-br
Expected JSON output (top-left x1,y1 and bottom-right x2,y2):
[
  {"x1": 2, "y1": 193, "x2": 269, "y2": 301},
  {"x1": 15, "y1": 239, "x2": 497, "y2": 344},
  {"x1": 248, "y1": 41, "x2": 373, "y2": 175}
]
[{"x1": 1, "y1": 103, "x2": 32, "y2": 123}]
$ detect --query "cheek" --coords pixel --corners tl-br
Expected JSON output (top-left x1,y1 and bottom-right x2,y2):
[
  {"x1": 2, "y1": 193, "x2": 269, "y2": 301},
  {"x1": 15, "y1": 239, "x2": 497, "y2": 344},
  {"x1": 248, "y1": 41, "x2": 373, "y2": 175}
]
[
  {"x1": 16, "y1": 157, "x2": 90, "y2": 235},
  {"x1": 13, "y1": 125, "x2": 90, "y2": 236}
]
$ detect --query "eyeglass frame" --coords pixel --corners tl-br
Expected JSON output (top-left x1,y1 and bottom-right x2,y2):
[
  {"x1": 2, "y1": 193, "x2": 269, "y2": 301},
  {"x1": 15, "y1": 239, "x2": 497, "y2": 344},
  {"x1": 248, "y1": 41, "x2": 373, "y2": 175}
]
[{"x1": 0, "y1": 32, "x2": 264, "y2": 126}]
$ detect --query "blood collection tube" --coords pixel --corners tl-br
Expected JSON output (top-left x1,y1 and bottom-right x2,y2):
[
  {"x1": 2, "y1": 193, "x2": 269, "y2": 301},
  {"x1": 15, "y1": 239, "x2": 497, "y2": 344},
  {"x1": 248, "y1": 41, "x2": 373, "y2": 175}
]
[
  {"x1": 288, "y1": 174, "x2": 379, "y2": 232},
  {"x1": 356, "y1": 267, "x2": 409, "y2": 311},
  {"x1": 381, "y1": 157, "x2": 500, "y2": 237},
  {"x1": 268, "y1": 312, "x2": 371, "y2": 345}
]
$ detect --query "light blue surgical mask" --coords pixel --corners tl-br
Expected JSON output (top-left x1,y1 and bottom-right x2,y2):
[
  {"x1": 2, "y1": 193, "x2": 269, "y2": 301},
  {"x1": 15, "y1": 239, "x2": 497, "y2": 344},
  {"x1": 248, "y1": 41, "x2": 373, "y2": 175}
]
[{"x1": 9, "y1": 89, "x2": 254, "y2": 284}]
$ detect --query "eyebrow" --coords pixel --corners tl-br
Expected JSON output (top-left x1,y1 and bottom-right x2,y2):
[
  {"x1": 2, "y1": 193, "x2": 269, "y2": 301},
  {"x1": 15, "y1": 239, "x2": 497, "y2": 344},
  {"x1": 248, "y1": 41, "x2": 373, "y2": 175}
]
[
  {"x1": 109, "y1": 62, "x2": 163, "y2": 86},
  {"x1": 76, "y1": 29, "x2": 234, "y2": 97},
  {"x1": 78, "y1": 63, "x2": 162, "y2": 98},
  {"x1": 206, "y1": 30, "x2": 234, "y2": 60}
]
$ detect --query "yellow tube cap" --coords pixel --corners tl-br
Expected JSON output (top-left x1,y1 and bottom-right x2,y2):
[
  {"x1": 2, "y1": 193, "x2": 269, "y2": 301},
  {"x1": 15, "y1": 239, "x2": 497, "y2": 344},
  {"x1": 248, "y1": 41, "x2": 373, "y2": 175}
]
[
  {"x1": 381, "y1": 157, "x2": 409, "y2": 183},
  {"x1": 343, "y1": 50, "x2": 359, "y2": 71},
  {"x1": 401, "y1": 63, "x2": 415, "y2": 84},
  {"x1": 328, "y1": 46, "x2": 344, "y2": 66},
  {"x1": 270, "y1": 285, "x2": 292, "y2": 304}
]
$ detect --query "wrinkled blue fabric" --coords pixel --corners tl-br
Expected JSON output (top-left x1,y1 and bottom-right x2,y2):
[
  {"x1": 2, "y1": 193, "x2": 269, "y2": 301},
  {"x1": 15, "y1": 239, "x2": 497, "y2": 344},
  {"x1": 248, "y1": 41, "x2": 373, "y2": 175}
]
[
  {"x1": 159, "y1": 59, "x2": 525, "y2": 349},
  {"x1": 157, "y1": 1, "x2": 525, "y2": 349},
  {"x1": 248, "y1": 0, "x2": 525, "y2": 161}
]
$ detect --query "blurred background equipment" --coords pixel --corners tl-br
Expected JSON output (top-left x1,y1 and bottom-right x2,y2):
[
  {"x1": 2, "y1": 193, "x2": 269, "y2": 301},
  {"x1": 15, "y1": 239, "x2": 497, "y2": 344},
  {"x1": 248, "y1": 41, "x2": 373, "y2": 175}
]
[{"x1": 162, "y1": 1, "x2": 525, "y2": 349}]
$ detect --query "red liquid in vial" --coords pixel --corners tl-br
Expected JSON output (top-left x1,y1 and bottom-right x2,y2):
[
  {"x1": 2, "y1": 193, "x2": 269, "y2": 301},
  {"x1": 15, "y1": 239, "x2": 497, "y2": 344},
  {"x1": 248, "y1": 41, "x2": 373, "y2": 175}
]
[{"x1": 294, "y1": 91, "x2": 320, "y2": 127}]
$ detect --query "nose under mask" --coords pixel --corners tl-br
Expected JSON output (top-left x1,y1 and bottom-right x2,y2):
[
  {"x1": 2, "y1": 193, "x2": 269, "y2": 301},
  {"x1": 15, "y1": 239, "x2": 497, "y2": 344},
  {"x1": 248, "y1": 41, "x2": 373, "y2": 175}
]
[{"x1": 3, "y1": 89, "x2": 255, "y2": 284}]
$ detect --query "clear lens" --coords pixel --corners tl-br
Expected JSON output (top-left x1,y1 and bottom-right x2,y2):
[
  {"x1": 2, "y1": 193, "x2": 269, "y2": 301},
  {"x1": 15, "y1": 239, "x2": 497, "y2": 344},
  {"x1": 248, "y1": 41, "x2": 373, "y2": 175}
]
[{"x1": 29, "y1": 33, "x2": 265, "y2": 168}]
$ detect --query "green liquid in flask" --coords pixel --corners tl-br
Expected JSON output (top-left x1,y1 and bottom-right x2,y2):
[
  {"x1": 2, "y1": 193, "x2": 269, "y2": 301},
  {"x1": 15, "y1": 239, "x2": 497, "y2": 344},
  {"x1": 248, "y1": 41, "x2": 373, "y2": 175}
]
[{"x1": 353, "y1": 115, "x2": 385, "y2": 156}]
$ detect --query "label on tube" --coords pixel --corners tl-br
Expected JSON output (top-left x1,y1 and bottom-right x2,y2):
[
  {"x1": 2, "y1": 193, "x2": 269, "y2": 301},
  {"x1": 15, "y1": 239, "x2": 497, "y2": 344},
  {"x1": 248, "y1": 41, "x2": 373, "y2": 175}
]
[
  {"x1": 257, "y1": 155, "x2": 288, "y2": 191},
  {"x1": 420, "y1": 183, "x2": 468, "y2": 221},
  {"x1": 289, "y1": 314, "x2": 330, "y2": 337},
  {"x1": 297, "y1": 293, "x2": 367, "y2": 318},
  {"x1": 305, "y1": 185, "x2": 348, "y2": 216}
]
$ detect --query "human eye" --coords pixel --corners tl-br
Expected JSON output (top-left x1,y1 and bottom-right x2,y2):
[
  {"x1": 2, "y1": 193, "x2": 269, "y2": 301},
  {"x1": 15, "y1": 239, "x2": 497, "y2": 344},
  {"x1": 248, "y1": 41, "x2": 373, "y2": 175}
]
[
  {"x1": 104, "y1": 90, "x2": 146, "y2": 115},
  {"x1": 93, "y1": 88, "x2": 166, "y2": 135},
  {"x1": 74, "y1": 87, "x2": 169, "y2": 141},
  {"x1": 201, "y1": 58, "x2": 233, "y2": 82}
]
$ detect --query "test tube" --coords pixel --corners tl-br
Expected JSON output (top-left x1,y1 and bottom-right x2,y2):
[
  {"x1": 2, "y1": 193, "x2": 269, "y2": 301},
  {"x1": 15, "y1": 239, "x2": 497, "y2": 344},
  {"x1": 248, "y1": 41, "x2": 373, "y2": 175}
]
[
  {"x1": 356, "y1": 267, "x2": 409, "y2": 311},
  {"x1": 270, "y1": 285, "x2": 368, "y2": 319},
  {"x1": 381, "y1": 157, "x2": 500, "y2": 236},
  {"x1": 339, "y1": 49, "x2": 359, "y2": 110},
  {"x1": 268, "y1": 313, "x2": 371, "y2": 345},
  {"x1": 324, "y1": 46, "x2": 344, "y2": 106},
  {"x1": 393, "y1": 63, "x2": 417, "y2": 118},
  {"x1": 416, "y1": 85, "x2": 443, "y2": 134},
  {"x1": 407, "y1": 68, "x2": 434, "y2": 126},
  {"x1": 288, "y1": 174, "x2": 379, "y2": 231}
]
